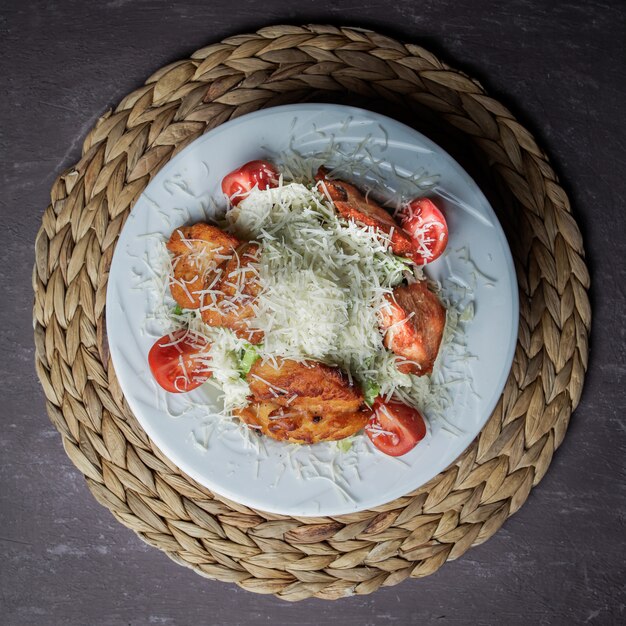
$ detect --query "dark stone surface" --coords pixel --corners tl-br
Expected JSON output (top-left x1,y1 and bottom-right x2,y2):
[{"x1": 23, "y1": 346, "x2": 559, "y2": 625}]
[{"x1": 1, "y1": 1, "x2": 625, "y2": 624}]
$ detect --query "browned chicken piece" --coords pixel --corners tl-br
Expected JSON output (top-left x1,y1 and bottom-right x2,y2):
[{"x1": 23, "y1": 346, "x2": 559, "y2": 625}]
[
  {"x1": 378, "y1": 280, "x2": 446, "y2": 375},
  {"x1": 234, "y1": 358, "x2": 369, "y2": 444},
  {"x1": 247, "y1": 358, "x2": 363, "y2": 414},
  {"x1": 201, "y1": 242, "x2": 264, "y2": 344},
  {"x1": 167, "y1": 223, "x2": 240, "y2": 309},
  {"x1": 315, "y1": 167, "x2": 414, "y2": 256},
  {"x1": 234, "y1": 401, "x2": 371, "y2": 445}
]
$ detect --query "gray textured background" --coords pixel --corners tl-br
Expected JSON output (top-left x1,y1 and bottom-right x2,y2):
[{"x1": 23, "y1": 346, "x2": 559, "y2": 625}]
[{"x1": 2, "y1": 1, "x2": 625, "y2": 624}]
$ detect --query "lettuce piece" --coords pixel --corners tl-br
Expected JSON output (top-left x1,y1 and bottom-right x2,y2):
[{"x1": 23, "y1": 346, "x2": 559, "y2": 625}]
[
  {"x1": 337, "y1": 438, "x2": 353, "y2": 453},
  {"x1": 239, "y1": 344, "x2": 261, "y2": 376},
  {"x1": 363, "y1": 379, "x2": 380, "y2": 407}
]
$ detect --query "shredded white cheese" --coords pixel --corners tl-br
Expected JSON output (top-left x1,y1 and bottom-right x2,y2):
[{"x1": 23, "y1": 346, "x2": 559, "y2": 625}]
[{"x1": 226, "y1": 182, "x2": 410, "y2": 393}]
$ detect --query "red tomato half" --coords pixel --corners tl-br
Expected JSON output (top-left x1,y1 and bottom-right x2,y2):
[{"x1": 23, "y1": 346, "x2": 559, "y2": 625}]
[
  {"x1": 148, "y1": 330, "x2": 212, "y2": 393},
  {"x1": 221, "y1": 160, "x2": 279, "y2": 205},
  {"x1": 365, "y1": 398, "x2": 426, "y2": 456},
  {"x1": 400, "y1": 198, "x2": 449, "y2": 265}
]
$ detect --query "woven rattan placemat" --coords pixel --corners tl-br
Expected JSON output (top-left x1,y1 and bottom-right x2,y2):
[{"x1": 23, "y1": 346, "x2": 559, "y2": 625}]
[{"x1": 33, "y1": 25, "x2": 590, "y2": 601}]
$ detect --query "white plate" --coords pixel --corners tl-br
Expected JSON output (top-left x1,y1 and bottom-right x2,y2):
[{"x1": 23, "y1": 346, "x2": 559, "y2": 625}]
[{"x1": 106, "y1": 104, "x2": 518, "y2": 516}]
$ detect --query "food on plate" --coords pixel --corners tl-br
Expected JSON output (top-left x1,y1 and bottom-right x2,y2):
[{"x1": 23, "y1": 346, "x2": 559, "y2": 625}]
[
  {"x1": 167, "y1": 224, "x2": 239, "y2": 309},
  {"x1": 235, "y1": 402, "x2": 371, "y2": 445},
  {"x1": 365, "y1": 397, "x2": 426, "y2": 456},
  {"x1": 200, "y1": 242, "x2": 263, "y2": 344},
  {"x1": 247, "y1": 358, "x2": 364, "y2": 414},
  {"x1": 399, "y1": 198, "x2": 449, "y2": 265},
  {"x1": 315, "y1": 167, "x2": 414, "y2": 256},
  {"x1": 234, "y1": 358, "x2": 369, "y2": 444},
  {"x1": 148, "y1": 330, "x2": 212, "y2": 393},
  {"x1": 149, "y1": 159, "x2": 452, "y2": 456},
  {"x1": 378, "y1": 280, "x2": 446, "y2": 375},
  {"x1": 221, "y1": 160, "x2": 280, "y2": 205}
]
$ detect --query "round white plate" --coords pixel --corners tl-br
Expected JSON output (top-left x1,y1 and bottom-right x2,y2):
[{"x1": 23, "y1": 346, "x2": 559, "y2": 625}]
[{"x1": 106, "y1": 104, "x2": 518, "y2": 516}]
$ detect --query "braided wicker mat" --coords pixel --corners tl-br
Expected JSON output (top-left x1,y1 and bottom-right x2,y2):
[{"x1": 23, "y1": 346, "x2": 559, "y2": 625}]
[{"x1": 33, "y1": 25, "x2": 590, "y2": 601}]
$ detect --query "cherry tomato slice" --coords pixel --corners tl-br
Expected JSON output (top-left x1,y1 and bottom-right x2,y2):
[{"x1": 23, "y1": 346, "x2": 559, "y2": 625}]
[
  {"x1": 399, "y1": 198, "x2": 448, "y2": 265},
  {"x1": 365, "y1": 398, "x2": 426, "y2": 456},
  {"x1": 221, "y1": 160, "x2": 279, "y2": 205},
  {"x1": 148, "y1": 330, "x2": 212, "y2": 393}
]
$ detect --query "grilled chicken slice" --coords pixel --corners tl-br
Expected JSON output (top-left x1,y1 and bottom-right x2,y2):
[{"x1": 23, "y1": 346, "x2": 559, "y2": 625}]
[
  {"x1": 234, "y1": 401, "x2": 371, "y2": 444},
  {"x1": 247, "y1": 358, "x2": 363, "y2": 414},
  {"x1": 315, "y1": 167, "x2": 414, "y2": 256},
  {"x1": 235, "y1": 358, "x2": 369, "y2": 444},
  {"x1": 201, "y1": 242, "x2": 263, "y2": 344},
  {"x1": 379, "y1": 280, "x2": 446, "y2": 375},
  {"x1": 167, "y1": 224, "x2": 239, "y2": 309}
]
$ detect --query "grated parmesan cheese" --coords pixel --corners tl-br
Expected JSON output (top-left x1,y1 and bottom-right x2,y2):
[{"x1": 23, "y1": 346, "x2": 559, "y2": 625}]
[{"x1": 226, "y1": 182, "x2": 410, "y2": 394}]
